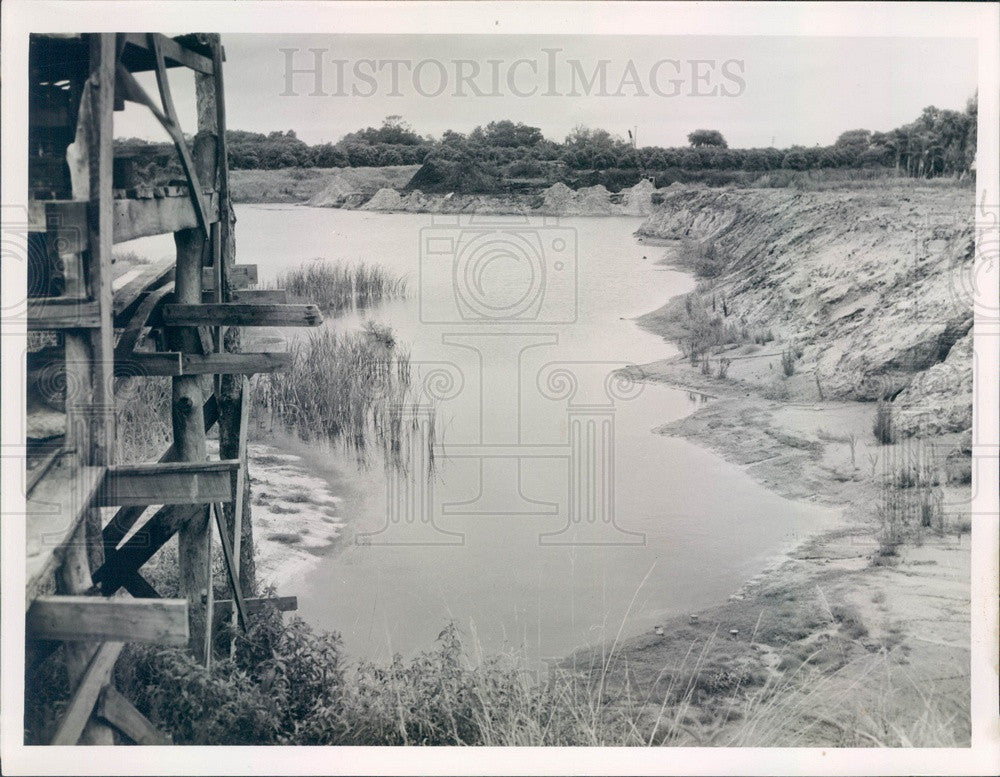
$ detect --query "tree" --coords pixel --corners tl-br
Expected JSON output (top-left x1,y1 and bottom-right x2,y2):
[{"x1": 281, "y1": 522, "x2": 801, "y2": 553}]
[
  {"x1": 687, "y1": 129, "x2": 728, "y2": 148},
  {"x1": 476, "y1": 120, "x2": 544, "y2": 148}
]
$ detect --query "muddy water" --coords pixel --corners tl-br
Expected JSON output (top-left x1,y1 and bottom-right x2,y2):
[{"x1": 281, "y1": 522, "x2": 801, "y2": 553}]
[{"x1": 123, "y1": 206, "x2": 837, "y2": 663}]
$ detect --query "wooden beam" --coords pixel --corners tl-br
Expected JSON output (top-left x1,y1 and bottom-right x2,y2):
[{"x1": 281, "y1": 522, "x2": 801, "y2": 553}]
[
  {"x1": 95, "y1": 685, "x2": 171, "y2": 745},
  {"x1": 212, "y1": 503, "x2": 248, "y2": 631},
  {"x1": 112, "y1": 256, "x2": 174, "y2": 316},
  {"x1": 203, "y1": 263, "x2": 256, "y2": 290},
  {"x1": 113, "y1": 191, "x2": 218, "y2": 244},
  {"x1": 93, "y1": 504, "x2": 203, "y2": 595},
  {"x1": 222, "y1": 288, "x2": 287, "y2": 304},
  {"x1": 120, "y1": 572, "x2": 159, "y2": 599},
  {"x1": 84, "y1": 31, "x2": 117, "y2": 469},
  {"x1": 120, "y1": 32, "x2": 213, "y2": 74},
  {"x1": 162, "y1": 302, "x2": 322, "y2": 327},
  {"x1": 114, "y1": 283, "x2": 173, "y2": 358},
  {"x1": 27, "y1": 299, "x2": 101, "y2": 329},
  {"x1": 97, "y1": 460, "x2": 239, "y2": 507},
  {"x1": 114, "y1": 351, "x2": 182, "y2": 377},
  {"x1": 149, "y1": 35, "x2": 211, "y2": 237},
  {"x1": 50, "y1": 641, "x2": 123, "y2": 746},
  {"x1": 27, "y1": 595, "x2": 189, "y2": 645},
  {"x1": 116, "y1": 351, "x2": 291, "y2": 376}
]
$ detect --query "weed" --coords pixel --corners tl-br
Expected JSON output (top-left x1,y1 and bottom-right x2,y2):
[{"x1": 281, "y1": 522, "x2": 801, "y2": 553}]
[{"x1": 780, "y1": 348, "x2": 796, "y2": 378}]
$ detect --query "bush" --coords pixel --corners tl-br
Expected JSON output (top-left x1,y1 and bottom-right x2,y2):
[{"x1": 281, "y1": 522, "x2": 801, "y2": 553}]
[{"x1": 780, "y1": 348, "x2": 796, "y2": 377}]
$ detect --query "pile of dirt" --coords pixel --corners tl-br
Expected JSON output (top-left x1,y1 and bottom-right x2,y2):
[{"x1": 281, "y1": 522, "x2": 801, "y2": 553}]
[
  {"x1": 307, "y1": 165, "x2": 420, "y2": 207},
  {"x1": 635, "y1": 185, "x2": 975, "y2": 435},
  {"x1": 619, "y1": 178, "x2": 659, "y2": 216}
]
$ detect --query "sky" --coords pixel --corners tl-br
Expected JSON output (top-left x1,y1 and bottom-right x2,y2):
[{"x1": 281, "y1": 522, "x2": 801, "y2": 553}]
[{"x1": 117, "y1": 34, "x2": 978, "y2": 149}]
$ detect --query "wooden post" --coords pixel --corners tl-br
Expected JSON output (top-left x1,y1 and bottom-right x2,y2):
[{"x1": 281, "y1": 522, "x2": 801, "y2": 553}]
[
  {"x1": 170, "y1": 64, "x2": 219, "y2": 664},
  {"x1": 213, "y1": 35, "x2": 257, "y2": 599},
  {"x1": 55, "y1": 33, "x2": 118, "y2": 746}
]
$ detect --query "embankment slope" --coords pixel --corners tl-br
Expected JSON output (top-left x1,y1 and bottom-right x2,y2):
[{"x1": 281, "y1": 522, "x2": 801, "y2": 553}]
[{"x1": 635, "y1": 185, "x2": 974, "y2": 436}]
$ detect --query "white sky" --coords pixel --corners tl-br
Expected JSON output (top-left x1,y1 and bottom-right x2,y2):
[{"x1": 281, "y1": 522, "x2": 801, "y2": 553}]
[{"x1": 118, "y1": 34, "x2": 977, "y2": 149}]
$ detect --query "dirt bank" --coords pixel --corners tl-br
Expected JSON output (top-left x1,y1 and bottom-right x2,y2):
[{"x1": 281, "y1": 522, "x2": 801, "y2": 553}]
[{"x1": 590, "y1": 183, "x2": 974, "y2": 746}]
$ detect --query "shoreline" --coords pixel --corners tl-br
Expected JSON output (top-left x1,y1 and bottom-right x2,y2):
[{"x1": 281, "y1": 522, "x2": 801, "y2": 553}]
[{"x1": 584, "y1": 241, "x2": 971, "y2": 745}]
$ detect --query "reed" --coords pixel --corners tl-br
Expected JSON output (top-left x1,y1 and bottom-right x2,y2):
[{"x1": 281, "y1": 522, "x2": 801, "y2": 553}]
[
  {"x1": 270, "y1": 260, "x2": 407, "y2": 314},
  {"x1": 252, "y1": 322, "x2": 432, "y2": 472}
]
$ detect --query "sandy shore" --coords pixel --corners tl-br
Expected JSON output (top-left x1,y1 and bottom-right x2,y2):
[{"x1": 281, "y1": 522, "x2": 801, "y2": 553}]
[
  {"x1": 207, "y1": 438, "x2": 346, "y2": 591},
  {"x1": 583, "y1": 275, "x2": 972, "y2": 745}
]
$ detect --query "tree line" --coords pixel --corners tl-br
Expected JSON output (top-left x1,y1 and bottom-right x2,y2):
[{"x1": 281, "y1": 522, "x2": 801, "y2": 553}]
[{"x1": 116, "y1": 98, "x2": 977, "y2": 187}]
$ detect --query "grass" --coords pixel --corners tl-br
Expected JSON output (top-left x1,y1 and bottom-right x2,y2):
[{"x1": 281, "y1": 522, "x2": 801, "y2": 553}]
[
  {"x1": 19, "y1": 602, "x2": 951, "y2": 747},
  {"x1": 251, "y1": 323, "x2": 432, "y2": 472},
  {"x1": 114, "y1": 375, "x2": 171, "y2": 463},
  {"x1": 270, "y1": 260, "x2": 407, "y2": 314}
]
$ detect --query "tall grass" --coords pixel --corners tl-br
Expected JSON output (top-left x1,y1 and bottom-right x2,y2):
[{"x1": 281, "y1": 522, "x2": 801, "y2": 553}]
[
  {"x1": 271, "y1": 260, "x2": 407, "y2": 314},
  {"x1": 71, "y1": 601, "x2": 965, "y2": 747},
  {"x1": 252, "y1": 322, "x2": 432, "y2": 471},
  {"x1": 114, "y1": 376, "x2": 172, "y2": 463}
]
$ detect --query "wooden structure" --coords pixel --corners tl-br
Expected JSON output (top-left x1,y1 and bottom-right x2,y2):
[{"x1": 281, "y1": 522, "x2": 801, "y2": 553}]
[{"x1": 25, "y1": 33, "x2": 320, "y2": 745}]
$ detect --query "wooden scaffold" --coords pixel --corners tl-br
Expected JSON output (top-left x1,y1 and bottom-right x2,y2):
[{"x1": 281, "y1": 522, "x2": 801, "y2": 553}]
[{"x1": 24, "y1": 32, "x2": 320, "y2": 745}]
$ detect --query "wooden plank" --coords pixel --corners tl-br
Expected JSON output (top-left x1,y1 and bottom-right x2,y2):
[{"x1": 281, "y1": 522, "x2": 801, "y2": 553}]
[
  {"x1": 85, "y1": 31, "x2": 117, "y2": 472},
  {"x1": 114, "y1": 351, "x2": 182, "y2": 377},
  {"x1": 228, "y1": 375, "x2": 250, "y2": 648},
  {"x1": 50, "y1": 641, "x2": 124, "y2": 746},
  {"x1": 114, "y1": 283, "x2": 173, "y2": 358},
  {"x1": 116, "y1": 351, "x2": 291, "y2": 376},
  {"x1": 112, "y1": 256, "x2": 174, "y2": 316},
  {"x1": 203, "y1": 263, "x2": 256, "y2": 290},
  {"x1": 120, "y1": 32, "x2": 213, "y2": 75},
  {"x1": 27, "y1": 595, "x2": 188, "y2": 645},
  {"x1": 26, "y1": 455, "x2": 106, "y2": 607},
  {"x1": 162, "y1": 302, "x2": 322, "y2": 327},
  {"x1": 93, "y1": 504, "x2": 203, "y2": 595},
  {"x1": 212, "y1": 503, "x2": 248, "y2": 631},
  {"x1": 113, "y1": 191, "x2": 218, "y2": 244},
  {"x1": 95, "y1": 685, "x2": 171, "y2": 745},
  {"x1": 222, "y1": 288, "x2": 287, "y2": 304},
  {"x1": 27, "y1": 299, "x2": 101, "y2": 329},
  {"x1": 120, "y1": 572, "x2": 159, "y2": 599},
  {"x1": 97, "y1": 460, "x2": 239, "y2": 507}
]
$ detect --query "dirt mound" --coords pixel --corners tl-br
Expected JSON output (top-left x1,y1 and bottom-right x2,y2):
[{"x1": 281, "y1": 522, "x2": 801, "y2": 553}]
[
  {"x1": 360, "y1": 187, "x2": 403, "y2": 211},
  {"x1": 636, "y1": 186, "x2": 974, "y2": 432},
  {"x1": 619, "y1": 178, "x2": 658, "y2": 216},
  {"x1": 307, "y1": 165, "x2": 420, "y2": 207}
]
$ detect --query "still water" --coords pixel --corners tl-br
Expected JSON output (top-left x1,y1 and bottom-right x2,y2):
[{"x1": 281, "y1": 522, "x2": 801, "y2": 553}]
[{"x1": 127, "y1": 205, "x2": 836, "y2": 663}]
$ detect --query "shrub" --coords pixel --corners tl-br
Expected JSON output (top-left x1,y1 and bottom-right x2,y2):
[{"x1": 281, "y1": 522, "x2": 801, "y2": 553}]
[{"x1": 780, "y1": 348, "x2": 796, "y2": 377}]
